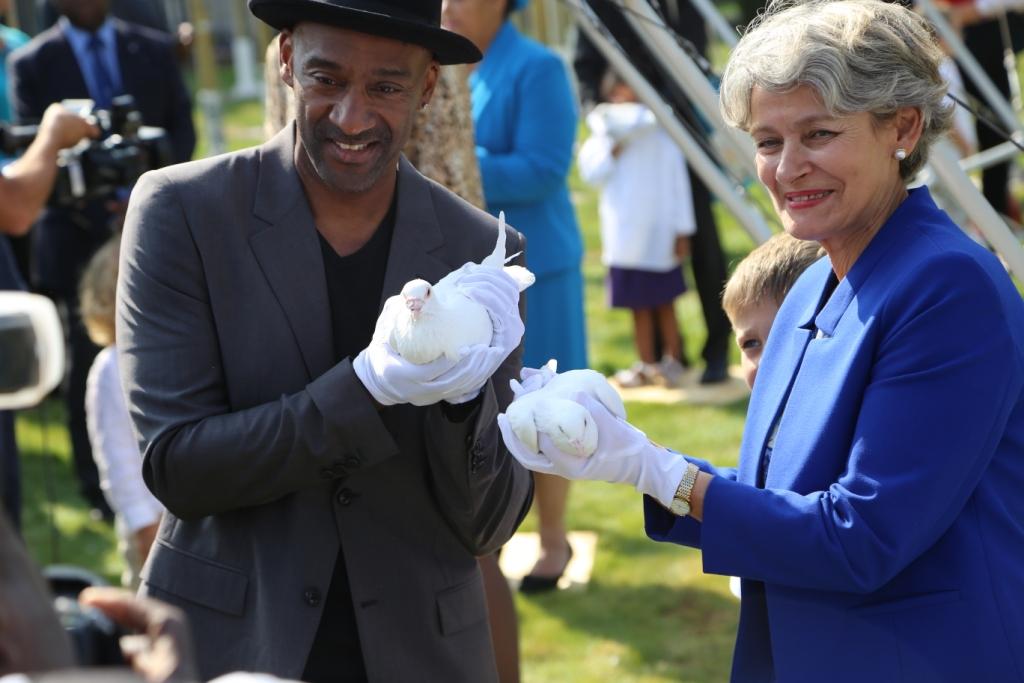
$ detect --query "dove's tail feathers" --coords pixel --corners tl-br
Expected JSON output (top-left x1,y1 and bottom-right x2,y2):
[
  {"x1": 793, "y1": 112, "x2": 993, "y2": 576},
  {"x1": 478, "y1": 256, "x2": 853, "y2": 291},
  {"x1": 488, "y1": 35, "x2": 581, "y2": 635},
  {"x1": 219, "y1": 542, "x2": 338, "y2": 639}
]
[
  {"x1": 543, "y1": 359, "x2": 558, "y2": 375},
  {"x1": 480, "y1": 211, "x2": 507, "y2": 269},
  {"x1": 593, "y1": 376, "x2": 628, "y2": 420},
  {"x1": 506, "y1": 401, "x2": 540, "y2": 454},
  {"x1": 503, "y1": 265, "x2": 536, "y2": 292}
]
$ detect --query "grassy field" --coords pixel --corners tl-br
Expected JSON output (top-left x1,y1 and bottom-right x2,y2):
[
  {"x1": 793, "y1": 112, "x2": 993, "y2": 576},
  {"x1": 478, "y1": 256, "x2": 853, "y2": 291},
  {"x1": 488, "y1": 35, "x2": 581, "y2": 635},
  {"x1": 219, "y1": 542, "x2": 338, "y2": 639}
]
[{"x1": 16, "y1": 97, "x2": 760, "y2": 682}]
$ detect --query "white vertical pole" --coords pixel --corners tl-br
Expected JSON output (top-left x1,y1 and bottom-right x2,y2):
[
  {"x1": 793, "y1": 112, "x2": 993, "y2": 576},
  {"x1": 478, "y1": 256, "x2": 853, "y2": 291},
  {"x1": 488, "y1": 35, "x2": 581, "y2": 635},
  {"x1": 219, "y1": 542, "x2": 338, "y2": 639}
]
[
  {"x1": 621, "y1": 0, "x2": 756, "y2": 180},
  {"x1": 918, "y1": 0, "x2": 1023, "y2": 139},
  {"x1": 930, "y1": 139, "x2": 1024, "y2": 281},
  {"x1": 229, "y1": 0, "x2": 261, "y2": 99}
]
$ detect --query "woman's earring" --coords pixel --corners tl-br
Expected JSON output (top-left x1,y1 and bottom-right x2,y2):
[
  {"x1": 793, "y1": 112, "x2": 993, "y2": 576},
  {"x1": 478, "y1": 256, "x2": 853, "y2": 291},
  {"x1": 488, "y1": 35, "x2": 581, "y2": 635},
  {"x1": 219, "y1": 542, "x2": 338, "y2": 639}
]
[{"x1": 894, "y1": 148, "x2": 907, "y2": 161}]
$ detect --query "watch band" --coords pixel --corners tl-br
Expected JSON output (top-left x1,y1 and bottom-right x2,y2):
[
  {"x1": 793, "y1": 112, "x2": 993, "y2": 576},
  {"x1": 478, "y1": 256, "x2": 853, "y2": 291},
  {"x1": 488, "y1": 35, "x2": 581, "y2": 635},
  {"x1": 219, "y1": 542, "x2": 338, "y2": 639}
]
[{"x1": 669, "y1": 462, "x2": 700, "y2": 517}]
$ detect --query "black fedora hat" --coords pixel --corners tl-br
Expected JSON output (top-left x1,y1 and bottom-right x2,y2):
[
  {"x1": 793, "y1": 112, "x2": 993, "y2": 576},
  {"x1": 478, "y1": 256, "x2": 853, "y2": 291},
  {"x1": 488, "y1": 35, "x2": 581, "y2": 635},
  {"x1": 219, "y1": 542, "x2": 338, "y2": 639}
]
[{"x1": 249, "y1": 0, "x2": 482, "y2": 65}]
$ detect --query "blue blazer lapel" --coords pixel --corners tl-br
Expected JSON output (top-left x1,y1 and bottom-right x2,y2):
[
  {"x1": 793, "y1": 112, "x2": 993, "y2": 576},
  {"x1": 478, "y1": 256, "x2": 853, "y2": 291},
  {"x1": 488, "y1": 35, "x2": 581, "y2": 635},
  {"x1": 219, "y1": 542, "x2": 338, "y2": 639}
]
[
  {"x1": 739, "y1": 326, "x2": 813, "y2": 484},
  {"x1": 249, "y1": 126, "x2": 333, "y2": 381},
  {"x1": 737, "y1": 260, "x2": 830, "y2": 485},
  {"x1": 752, "y1": 190, "x2": 932, "y2": 489}
]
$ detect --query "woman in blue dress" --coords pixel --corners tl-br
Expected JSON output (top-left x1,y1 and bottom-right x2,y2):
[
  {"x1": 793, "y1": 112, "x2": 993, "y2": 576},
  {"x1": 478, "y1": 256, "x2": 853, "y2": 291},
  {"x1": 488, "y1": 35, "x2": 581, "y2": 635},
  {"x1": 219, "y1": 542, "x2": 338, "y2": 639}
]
[{"x1": 443, "y1": 0, "x2": 586, "y2": 591}]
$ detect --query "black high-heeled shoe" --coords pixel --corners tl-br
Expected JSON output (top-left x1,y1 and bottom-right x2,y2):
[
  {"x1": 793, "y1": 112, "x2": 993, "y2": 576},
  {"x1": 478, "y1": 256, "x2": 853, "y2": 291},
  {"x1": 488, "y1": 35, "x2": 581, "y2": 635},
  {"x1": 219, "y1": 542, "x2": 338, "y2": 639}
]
[{"x1": 519, "y1": 543, "x2": 573, "y2": 594}]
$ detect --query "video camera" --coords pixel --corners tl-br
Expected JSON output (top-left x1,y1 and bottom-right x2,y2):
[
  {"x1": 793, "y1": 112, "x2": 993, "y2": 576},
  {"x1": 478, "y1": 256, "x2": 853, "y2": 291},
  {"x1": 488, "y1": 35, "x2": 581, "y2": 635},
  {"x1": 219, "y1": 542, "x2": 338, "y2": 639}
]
[
  {"x1": 0, "y1": 95, "x2": 173, "y2": 208},
  {"x1": 0, "y1": 293, "x2": 125, "y2": 666}
]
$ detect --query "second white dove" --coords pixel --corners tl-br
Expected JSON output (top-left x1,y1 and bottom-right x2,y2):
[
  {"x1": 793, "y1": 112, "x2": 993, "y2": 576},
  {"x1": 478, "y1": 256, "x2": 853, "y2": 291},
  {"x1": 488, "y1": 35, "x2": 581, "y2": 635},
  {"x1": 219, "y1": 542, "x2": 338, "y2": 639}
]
[{"x1": 505, "y1": 361, "x2": 627, "y2": 458}]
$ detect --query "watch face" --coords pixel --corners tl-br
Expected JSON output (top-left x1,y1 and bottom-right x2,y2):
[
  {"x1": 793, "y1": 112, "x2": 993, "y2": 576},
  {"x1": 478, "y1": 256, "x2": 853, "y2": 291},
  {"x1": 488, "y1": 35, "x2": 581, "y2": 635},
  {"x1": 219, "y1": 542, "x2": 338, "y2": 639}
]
[{"x1": 670, "y1": 499, "x2": 690, "y2": 517}]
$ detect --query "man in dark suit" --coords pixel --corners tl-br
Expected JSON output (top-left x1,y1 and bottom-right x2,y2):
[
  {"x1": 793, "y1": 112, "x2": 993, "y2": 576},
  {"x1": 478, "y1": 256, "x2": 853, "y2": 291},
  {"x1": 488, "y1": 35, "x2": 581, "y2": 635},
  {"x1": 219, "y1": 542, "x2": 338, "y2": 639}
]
[
  {"x1": 575, "y1": 0, "x2": 733, "y2": 384},
  {"x1": 37, "y1": 0, "x2": 169, "y2": 34},
  {"x1": 7, "y1": 0, "x2": 194, "y2": 516},
  {"x1": 116, "y1": 0, "x2": 533, "y2": 680}
]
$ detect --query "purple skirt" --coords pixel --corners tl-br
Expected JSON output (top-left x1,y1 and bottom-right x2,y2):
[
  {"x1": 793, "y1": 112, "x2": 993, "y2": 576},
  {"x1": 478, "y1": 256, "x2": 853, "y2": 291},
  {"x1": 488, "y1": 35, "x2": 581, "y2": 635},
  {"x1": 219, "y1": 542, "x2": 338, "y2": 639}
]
[{"x1": 608, "y1": 266, "x2": 687, "y2": 309}]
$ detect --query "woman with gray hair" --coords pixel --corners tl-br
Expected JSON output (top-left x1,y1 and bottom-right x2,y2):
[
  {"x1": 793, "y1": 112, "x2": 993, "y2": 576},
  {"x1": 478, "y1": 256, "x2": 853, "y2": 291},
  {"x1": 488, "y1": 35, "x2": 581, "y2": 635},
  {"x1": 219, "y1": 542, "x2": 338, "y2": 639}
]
[{"x1": 499, "y1": 0, "x2": 1024, "y2": 680}]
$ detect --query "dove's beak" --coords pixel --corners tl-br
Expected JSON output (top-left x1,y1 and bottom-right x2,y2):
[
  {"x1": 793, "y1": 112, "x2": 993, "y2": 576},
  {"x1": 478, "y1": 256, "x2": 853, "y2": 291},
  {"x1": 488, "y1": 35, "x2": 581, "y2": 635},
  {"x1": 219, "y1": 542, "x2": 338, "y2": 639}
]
[{"x1": 405, "y1": 298, "x2": 424, "y2": 318}]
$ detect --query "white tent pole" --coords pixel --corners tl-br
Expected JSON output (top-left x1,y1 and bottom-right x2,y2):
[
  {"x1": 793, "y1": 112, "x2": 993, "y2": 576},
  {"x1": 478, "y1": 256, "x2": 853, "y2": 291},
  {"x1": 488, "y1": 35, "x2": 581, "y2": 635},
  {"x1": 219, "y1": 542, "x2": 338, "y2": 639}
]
[{"x1": 930, "y1": 139, "x2": 1024, "y2": 281}]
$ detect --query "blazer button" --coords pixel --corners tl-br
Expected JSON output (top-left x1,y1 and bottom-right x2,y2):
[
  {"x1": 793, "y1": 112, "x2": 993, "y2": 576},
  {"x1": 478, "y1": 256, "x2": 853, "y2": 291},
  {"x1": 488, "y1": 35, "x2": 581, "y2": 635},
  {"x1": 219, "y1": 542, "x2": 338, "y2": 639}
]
[
  {"x1": 336, "y1": 488, "x2": 354, "y2": 506},
  {"x1": 303, "y1": 587, "x2": 321, "y2": 606}
]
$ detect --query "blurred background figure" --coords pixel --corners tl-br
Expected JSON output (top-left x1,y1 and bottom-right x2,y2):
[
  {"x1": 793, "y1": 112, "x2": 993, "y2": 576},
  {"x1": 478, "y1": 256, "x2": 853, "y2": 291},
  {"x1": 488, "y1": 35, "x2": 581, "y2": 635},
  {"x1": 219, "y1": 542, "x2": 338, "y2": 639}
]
[
  {"x1": 0, "y1": 0, "x2": 30, "y2": 130},
  {"x1": 37, "y1": 0, "x2": 167, "y2": 33},
  {"x1": 578, "y1": 70, "x2": 695, "y2": 389},
  {"x1": 7, "y1": 0, "x2": 195, "y2": 520},
  {"x1": 939, "y1": 0, "x2": 1024, "y2": 221},
  {"x1": 0, "y1": 102, "x2": 97, "y2": 533},
  {"x1": 0, "y1": 0, "x2": 33, "y2": 533},
  {"x1": 574, "y1": 0, "x2": 733, "y2": 386},
  {"x1": 36, "y1": 0, "x2": 193, "y2": 60},
  {"x1": 443, "y1": 0, "x2": 586, "y2": 594},
  {"x1": 80, "y1": 233, "x2": 163, "y2": 590}
]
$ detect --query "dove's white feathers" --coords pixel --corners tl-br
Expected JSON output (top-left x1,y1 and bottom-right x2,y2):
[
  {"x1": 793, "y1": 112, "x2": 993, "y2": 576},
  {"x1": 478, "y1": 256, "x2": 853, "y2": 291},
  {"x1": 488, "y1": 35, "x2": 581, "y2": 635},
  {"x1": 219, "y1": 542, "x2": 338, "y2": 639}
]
[
  {"x1": 387, "y1": 278, "x2": 492, "y2": 364},
  {"x1": 385, "y1": 211, "x2": 534, "y2": 364},
  {"x1": 505, "y1": 363, "x2": 627, "y2": 458}
]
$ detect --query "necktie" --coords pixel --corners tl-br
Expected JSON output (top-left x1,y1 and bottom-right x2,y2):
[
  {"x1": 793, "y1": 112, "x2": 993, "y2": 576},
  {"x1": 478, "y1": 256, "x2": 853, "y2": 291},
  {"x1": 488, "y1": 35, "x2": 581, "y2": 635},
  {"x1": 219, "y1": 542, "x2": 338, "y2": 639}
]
[{"x1": 86, "y1": 33, "x2": 115, "y2": 109}]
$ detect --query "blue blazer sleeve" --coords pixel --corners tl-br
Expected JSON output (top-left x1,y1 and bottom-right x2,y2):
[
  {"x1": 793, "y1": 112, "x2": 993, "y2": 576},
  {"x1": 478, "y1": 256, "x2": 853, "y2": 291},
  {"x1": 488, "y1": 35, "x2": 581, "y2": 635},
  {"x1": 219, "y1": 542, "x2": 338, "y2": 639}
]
[
  {"x1": 696, "y1": 251, "x2": 1021, "y2": 593},
  {"x1": 477, "y1": 51, "x2": 578, "y2": 205},
  {"x1": 645, "y1": 455, "x2": 737, "y2": 548}
]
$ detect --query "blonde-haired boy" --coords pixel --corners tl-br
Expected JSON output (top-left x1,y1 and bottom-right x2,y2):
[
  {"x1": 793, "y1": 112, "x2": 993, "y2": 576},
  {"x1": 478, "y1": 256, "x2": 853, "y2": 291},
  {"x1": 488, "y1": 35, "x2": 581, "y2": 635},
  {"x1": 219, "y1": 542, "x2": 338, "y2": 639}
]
[{"x1": 723, "y1": 233, "x2": 824, "y2": 389}]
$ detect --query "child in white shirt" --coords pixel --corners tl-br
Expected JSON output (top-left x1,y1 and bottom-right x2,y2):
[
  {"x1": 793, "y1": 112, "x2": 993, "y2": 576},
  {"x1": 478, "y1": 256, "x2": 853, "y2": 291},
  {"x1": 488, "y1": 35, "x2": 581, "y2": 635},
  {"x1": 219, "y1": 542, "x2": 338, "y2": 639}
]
[
  {"x1": 80, "y1": 234, "x2": 163, "y2": 589},
  {"x1": 578, "y1": 71, "x2": 696, "y2": 387}
]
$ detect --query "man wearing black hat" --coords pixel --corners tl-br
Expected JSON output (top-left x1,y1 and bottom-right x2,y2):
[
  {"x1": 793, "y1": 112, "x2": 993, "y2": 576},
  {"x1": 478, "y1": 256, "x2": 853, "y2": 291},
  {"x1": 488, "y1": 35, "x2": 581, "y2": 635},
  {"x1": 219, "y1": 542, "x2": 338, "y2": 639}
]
[{"x1": 115, "y1": 1, "x2": 533, "y2": 680}]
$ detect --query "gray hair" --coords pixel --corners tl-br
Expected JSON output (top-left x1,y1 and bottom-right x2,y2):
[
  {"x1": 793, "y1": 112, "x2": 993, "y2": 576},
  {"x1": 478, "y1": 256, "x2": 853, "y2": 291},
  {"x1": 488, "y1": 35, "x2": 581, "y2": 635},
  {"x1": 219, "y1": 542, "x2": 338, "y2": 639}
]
[{"x1": 720, "y1": 0, "x2": 954, "y2": 179}]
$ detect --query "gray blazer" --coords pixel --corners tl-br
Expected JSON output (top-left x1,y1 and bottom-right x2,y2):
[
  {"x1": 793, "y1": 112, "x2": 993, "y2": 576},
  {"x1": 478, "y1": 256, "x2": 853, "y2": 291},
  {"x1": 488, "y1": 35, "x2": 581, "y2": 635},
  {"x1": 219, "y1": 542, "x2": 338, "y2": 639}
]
[{"x1": 116, "y1": 126, "x2": 534, "y2": 681}]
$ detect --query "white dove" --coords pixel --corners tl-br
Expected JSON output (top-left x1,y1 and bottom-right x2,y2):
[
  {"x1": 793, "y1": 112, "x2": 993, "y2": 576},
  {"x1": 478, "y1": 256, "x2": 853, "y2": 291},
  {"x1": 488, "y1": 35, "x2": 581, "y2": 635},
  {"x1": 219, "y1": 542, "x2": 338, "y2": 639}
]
[
  {"x1": 387, "y1": 212, "x2": 535, "y2": 365},
  {"x1": 505, "y1": 360, "x2": 627, "y2": 458}
]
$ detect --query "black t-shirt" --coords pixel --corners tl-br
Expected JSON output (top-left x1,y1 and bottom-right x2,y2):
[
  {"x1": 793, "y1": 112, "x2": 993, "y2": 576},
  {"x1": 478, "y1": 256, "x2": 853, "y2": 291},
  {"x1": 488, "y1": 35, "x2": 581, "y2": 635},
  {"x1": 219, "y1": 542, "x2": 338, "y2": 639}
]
[{"x1": 302, "y1": 196, "x2": 396, "y2": 683}]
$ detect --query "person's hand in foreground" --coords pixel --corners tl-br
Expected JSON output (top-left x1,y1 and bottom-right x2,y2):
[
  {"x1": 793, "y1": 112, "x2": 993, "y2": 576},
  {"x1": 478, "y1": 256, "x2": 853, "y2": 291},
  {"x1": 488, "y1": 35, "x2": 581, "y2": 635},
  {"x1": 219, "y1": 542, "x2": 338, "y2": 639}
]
[{"x1": 79, "y1": 587, "x2": 197, "y2": 683}]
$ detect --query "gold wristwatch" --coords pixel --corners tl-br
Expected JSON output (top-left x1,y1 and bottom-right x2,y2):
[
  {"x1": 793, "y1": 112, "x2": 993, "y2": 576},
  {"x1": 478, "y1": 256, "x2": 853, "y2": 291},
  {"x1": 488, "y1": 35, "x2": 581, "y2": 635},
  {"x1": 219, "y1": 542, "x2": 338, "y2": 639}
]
[{"x1": 669, "y1": 462, "x2": 700, "y2": 517}]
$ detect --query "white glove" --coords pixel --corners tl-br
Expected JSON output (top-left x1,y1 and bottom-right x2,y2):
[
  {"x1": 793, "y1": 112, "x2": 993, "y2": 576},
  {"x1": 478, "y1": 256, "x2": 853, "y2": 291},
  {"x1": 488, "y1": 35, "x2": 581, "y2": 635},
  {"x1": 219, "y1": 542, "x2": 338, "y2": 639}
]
[
  {"x1": 509, "y1": 360, "x2": 558, "y2": 399},
  {"x1": 497, "y1": 393, "x2": 690, "y2": 506},
  {"x1": 354, "y1": 266, "x2": 524, "y2": 406}
]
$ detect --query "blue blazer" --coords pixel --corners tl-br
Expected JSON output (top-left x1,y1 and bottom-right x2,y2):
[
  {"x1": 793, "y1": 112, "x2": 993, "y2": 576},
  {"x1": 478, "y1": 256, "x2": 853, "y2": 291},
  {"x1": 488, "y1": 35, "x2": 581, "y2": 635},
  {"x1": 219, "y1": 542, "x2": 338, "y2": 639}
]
[
  {"x1": 470, "y1": 22, "x2": 582, "y2": 277},
  {"x1": 646, "y1": 188, "x2": 1024, "y2": 682}
]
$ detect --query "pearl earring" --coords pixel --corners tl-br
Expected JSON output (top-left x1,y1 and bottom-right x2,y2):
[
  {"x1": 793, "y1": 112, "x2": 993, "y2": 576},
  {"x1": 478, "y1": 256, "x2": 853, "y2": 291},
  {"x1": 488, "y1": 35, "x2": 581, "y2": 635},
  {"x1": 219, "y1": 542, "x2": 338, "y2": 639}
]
[{"x1": 895, "y1": 148, "x2": 907, "y2": 161}]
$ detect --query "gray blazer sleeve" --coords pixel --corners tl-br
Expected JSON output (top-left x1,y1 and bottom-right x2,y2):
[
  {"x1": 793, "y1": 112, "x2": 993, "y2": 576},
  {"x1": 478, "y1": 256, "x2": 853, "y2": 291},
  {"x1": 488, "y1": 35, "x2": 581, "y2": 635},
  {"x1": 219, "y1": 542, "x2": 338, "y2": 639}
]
[{"x1": 117, "y1": 171, "x2": 400, "y2": 520}]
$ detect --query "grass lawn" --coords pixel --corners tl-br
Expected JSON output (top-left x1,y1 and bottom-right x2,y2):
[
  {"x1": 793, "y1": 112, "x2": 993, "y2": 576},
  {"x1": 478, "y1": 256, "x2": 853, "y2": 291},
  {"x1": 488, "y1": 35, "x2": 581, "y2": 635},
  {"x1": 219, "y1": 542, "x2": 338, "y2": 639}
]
[{"x1": 16, "y1": 97, "x2": 761, "y2": 683}]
